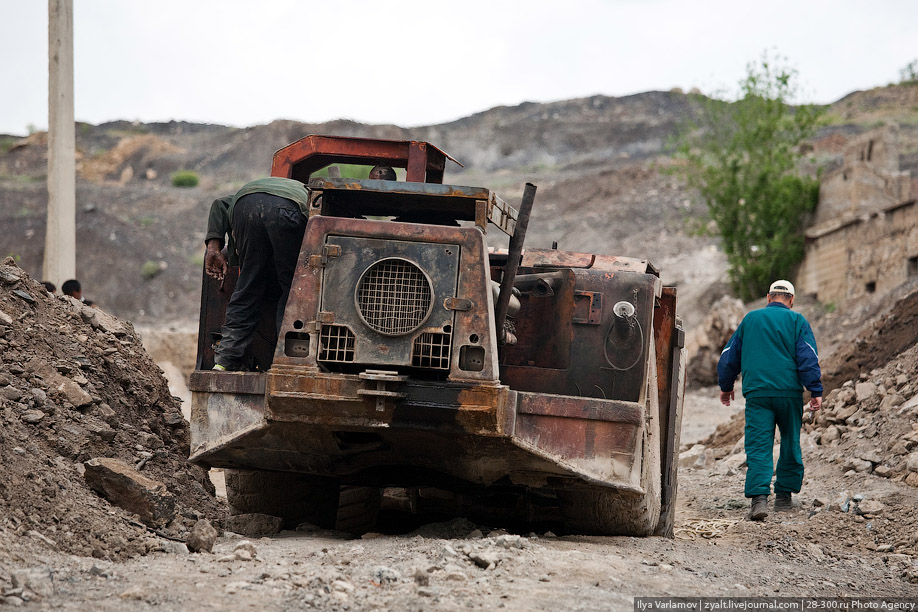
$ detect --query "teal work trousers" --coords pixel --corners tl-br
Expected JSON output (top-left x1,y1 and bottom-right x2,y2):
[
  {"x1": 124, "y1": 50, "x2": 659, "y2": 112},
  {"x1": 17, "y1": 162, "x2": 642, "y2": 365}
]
[{"x1": 744, "y1": 396, "x2": 803, "y2": 498}]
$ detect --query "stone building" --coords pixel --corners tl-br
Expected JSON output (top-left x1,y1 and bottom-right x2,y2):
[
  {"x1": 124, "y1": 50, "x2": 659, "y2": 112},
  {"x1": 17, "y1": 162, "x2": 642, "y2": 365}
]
[{"x1": 796, "y1": 126, "x2": 918, "y2": 305}]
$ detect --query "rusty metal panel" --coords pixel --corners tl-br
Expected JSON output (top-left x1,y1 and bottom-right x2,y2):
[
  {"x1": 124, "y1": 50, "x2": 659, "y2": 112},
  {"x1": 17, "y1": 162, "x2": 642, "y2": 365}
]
[
  {"x1": 264, "y1": 370, "x2": 510, "y2": 436},
  {"x1": 513, "y1": 392, "x2": 642, "y2": 490},
  {"x1": 517, "y1": 393, "x2": 642, "y2": 425},
  {"x1": 190, "y1": 369, "x2": 642, "y2": 490},
  {"x1": 189, "y1": 388, "x2": 267, "y2": 463},
  {"x1": 652, "y1": 286, "x2": 685, "y2": 535},
  {"x1": 189, "y1": 371, "x2": 267, "y2": 395},
  {"x1": 406, "y1": 141, "x2": 428, "y2": 182},
  {"x1": 572, "y1": 290, "x2": 603, "y2": 325},
  {"x1": 499, "y1": 269, "x2": 575, "y2": 370},
  {"x1": 270, "y1": 135, "x2": 460, "y2": 184},
  {"x1": 194, "y1": 268, "x2": 234, "y2": 371},
  {"x1": 318, "y1": 236, "x2": 460, "y2": 367},
  {"x1": 309, "y1": 177, "x2": 492, "y2": 200},
  {"x1": 653, "y1": 288, "x2": 678, "y2": 430},
  {"x1": 519, "y1": 249, "x2": 656, "y2": 275},
  {"x1": 306, "y1": 178, "x2": 518, "y2": 237},
  {"x1": 273, "y1": 215, "x2": 500, "y2": 383},
  {"x1": 499, "y1": 267, "x2": 658, "y2": 402}
]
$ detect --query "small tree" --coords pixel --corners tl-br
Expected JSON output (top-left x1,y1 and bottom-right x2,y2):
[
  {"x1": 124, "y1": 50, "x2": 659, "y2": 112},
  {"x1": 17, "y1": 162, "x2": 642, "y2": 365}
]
[
  {"x1": 900, "y1": 59, "x2": 918, "y2": 85},
  {"x1": 675, "y1": 55, "x2": 822, "y2": 301}
]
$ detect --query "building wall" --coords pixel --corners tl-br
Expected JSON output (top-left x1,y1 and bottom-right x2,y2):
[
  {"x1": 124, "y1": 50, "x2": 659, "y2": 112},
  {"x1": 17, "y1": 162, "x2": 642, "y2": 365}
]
[
  {"x1": 798, "y1": 125, "x2": 916, "y2": 305},
  {"x1": 797, "y1": 232, "x2": 847, "y2": 304},
  {"x1": 814, "y1": 127, "x2": 910, "y2": 226},
  {"x1": 798, "y1": 201, "x2": 918, "y2": 305}
]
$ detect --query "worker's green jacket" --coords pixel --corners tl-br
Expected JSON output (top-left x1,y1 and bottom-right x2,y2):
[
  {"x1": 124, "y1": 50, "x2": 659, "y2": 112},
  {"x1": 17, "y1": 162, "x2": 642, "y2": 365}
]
[
  {"x1": 717, "y1": 302, "x2": 823, "y2": 399},
  {"x1": 204, "y1": 177, "x2": 310, "y2": 265}
]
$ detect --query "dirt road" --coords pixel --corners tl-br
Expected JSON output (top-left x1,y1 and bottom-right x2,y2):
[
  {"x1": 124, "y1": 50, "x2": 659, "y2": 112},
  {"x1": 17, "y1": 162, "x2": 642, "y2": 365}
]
[{"x1": 5, "y1": 388, "x2": 916, "y2": 611}]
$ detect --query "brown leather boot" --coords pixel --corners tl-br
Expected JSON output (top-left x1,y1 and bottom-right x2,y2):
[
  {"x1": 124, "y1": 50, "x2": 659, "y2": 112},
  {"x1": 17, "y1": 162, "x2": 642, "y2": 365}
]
[
  {"x1": 774, "y1": 491, "x2": 793, "y2": 511},
  {"x1": 748, "y1": 495, "x2": 769, "y2": 521}
]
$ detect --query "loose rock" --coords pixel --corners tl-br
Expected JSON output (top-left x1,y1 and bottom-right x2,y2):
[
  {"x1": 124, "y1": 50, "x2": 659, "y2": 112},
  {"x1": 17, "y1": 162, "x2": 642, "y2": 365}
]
[
  {"x1": 224, "y1": 513, "x2": 282, "y2": 538},
  {"x1": 225, "y1": 541, "x2": 257, "y2": 562},
  {"x1": 186, "y1": 519, "x2": 218, "y2": 553},
  {"x1": 83, "y1": 457, "x2": 176, "y2": 527}
]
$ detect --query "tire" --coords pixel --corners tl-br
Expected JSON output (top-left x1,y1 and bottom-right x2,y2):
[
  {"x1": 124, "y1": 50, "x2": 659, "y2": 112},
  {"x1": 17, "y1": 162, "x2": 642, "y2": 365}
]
[
  {"x1": 558, "y1": 337, "x2": 662, "y2": 536},
  {"x1": 224, "y1": 470, "x2": 381, "y2": 534},
  {"x1": 224, "y1": 469, "x2": 339, "y2": 530},
  {"x1": 334, "y1": 486, "x2": 382, "y2": 536}
]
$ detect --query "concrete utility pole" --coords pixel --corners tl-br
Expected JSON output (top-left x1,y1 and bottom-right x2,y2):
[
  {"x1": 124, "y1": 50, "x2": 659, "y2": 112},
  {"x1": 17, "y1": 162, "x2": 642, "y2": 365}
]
[{"x1": 44, "y1": 0, "x2": 76, "y2": 287}]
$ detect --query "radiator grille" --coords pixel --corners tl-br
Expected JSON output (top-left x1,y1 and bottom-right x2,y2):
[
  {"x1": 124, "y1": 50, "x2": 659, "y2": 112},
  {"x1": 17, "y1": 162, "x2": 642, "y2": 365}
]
[
  {"x1": 356, "y1": 258, "x2": 432, "y2": 335},
  {"x1": 318, "y1": 325, "x2": 355, "y2": 362},
  {"x1": 412, "y1": 332, "x2": 452, "y2": 369}
]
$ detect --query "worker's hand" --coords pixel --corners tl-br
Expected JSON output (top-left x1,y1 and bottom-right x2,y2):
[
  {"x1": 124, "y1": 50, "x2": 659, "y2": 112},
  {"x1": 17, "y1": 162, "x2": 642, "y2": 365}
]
[
  {"x1": 204, "y1": 240, "x2": 227, "y2": 281},
  {"x1": 720, "y1": 390, "x2": 734, "y2": 406},
  {"x1": 808, "y1": 396, "x2": 822, "y2": 412}
]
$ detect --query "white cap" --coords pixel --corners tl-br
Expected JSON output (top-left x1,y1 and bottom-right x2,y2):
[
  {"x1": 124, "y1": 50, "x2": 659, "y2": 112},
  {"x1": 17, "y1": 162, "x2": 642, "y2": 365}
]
[{"x1": 768, "y1": 280, "x2": 795, "y2": 296}]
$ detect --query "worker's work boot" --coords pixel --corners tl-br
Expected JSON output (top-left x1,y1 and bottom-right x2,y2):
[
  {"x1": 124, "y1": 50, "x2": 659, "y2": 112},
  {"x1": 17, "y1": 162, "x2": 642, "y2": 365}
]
[
  {"x1": 774, "y1": 491, "x2": 793, "y2": 511},
  {"x1": 748, "y1": 495, "x2": 769, "y2": 521}
]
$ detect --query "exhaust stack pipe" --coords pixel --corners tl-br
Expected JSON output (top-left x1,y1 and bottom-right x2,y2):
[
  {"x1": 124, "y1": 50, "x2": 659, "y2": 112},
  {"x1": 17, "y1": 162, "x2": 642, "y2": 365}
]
[{"x1": 495, "y1": 183, "x2": 537, "y2": 344}]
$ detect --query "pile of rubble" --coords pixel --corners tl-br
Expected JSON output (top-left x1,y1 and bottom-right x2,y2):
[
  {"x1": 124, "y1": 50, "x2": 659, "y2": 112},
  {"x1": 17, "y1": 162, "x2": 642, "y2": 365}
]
[
  {"x1": 819, "y1": 286, "x2": 918, "y2": 391},
  {"x1": 0, "y1": 259, "x2": 223, "y2": 565},
  {"x1": 684, "y1": 295, "x2": 745, "y2": 387},
  {"x1": 809, "y1": 342, "x2": 918, "y2": 485}
]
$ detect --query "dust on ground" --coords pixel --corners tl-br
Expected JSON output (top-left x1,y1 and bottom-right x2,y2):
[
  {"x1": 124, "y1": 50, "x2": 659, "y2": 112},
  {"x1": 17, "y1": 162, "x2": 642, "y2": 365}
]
[
  {"x1": 4, "y1": 387, "x2": 917, "y2": 611},
  {"x1": 2, "y1": 258, "x2": 918, "y2": 610}
]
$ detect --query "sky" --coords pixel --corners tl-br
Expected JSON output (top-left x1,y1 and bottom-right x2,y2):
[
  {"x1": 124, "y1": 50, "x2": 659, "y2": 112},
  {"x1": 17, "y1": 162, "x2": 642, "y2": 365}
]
[{"x1": 1, "y1": 0, "x2": 916, "y2": 136}]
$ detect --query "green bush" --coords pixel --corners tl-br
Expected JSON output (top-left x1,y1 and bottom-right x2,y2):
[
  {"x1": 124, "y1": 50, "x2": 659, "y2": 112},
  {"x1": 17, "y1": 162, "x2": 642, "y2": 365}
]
[
  {"x1": 141, "y1": 260, "x2": 165, "y2": 279},
  {"x1": 673, "y1": 53, "x2": 823, "y2": 301},
  {"x1": 171, "y1": 170, "x2": 199, "y2": 188}
]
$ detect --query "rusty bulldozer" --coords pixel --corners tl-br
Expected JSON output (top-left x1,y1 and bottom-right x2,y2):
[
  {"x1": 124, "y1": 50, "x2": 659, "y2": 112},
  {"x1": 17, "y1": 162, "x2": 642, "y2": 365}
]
[{"x1": 190, "y1": 135, "x2": 685, "y2": 536}]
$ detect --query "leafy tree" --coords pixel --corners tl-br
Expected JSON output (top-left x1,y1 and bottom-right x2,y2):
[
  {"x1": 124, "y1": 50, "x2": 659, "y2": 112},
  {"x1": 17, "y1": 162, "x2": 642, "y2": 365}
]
[{"x1": 675, "y1": 55, "x2": 822, "y2": 301}]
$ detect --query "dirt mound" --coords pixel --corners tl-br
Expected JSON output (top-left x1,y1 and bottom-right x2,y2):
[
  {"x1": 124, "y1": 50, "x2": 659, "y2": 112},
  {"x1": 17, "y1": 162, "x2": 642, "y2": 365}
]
[
  {"x1": 701, "y1": 412, "x2": 745, "y2": 456},
  {"x1": 0, "y1": 259, "x2": 223, "y2": 564},
  {"x1": 79, "y1": 134, "x2": 185, "y2": 183},
  {"x1": 819, "y1": 285, "x2": 918, "y2": 392}
]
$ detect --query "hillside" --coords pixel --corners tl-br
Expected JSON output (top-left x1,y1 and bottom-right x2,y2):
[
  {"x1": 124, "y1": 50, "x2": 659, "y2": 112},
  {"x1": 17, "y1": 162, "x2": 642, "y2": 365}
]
[
  {"x1": 4, "y1": 85, "x2": 918, "y2": 607},
  {"x1": 0, "y1": 85, "x2": 916, "y2": 330}
]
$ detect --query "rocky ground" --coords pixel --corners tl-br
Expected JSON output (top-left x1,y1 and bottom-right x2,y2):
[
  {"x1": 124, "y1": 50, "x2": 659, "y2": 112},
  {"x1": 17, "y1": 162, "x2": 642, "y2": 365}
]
[
  {"x1": 2, "y1": 256, "x2": 918, "y2": 610},
  {"x1": 2, "y1": 387, "x2": 917, "y2": 611}
]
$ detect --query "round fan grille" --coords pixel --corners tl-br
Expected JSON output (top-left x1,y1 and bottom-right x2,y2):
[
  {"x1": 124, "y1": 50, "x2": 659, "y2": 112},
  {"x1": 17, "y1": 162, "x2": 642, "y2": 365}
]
[{"x1": 356, "y1": 258, "x2": 432, "y2": 335}]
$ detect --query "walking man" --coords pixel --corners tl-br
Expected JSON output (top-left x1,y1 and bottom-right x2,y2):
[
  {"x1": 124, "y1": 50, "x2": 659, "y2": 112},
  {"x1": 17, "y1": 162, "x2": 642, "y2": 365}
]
[
  {"x1": 717, "y1": 280, "x2": 822, "y2": 521},
  {"x1": 204, "y1": 177, "x2": 310, "y2": 371}
]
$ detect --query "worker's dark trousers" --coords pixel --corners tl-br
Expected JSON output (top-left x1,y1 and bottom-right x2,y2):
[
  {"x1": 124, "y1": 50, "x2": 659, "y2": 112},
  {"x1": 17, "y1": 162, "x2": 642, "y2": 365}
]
[
  {"x1": 214, "y1": 193, "x2": 306, "y2": 369},
  {"x1": 743, "y1": 396, "x2": 804, "y2": 498}
]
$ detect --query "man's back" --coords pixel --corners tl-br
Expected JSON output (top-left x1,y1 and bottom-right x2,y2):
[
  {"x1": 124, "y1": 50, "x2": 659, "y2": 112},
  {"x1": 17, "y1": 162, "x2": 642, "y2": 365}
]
[{"x1": 721, "y1": 302, "x2": 818, "y2": 399}]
